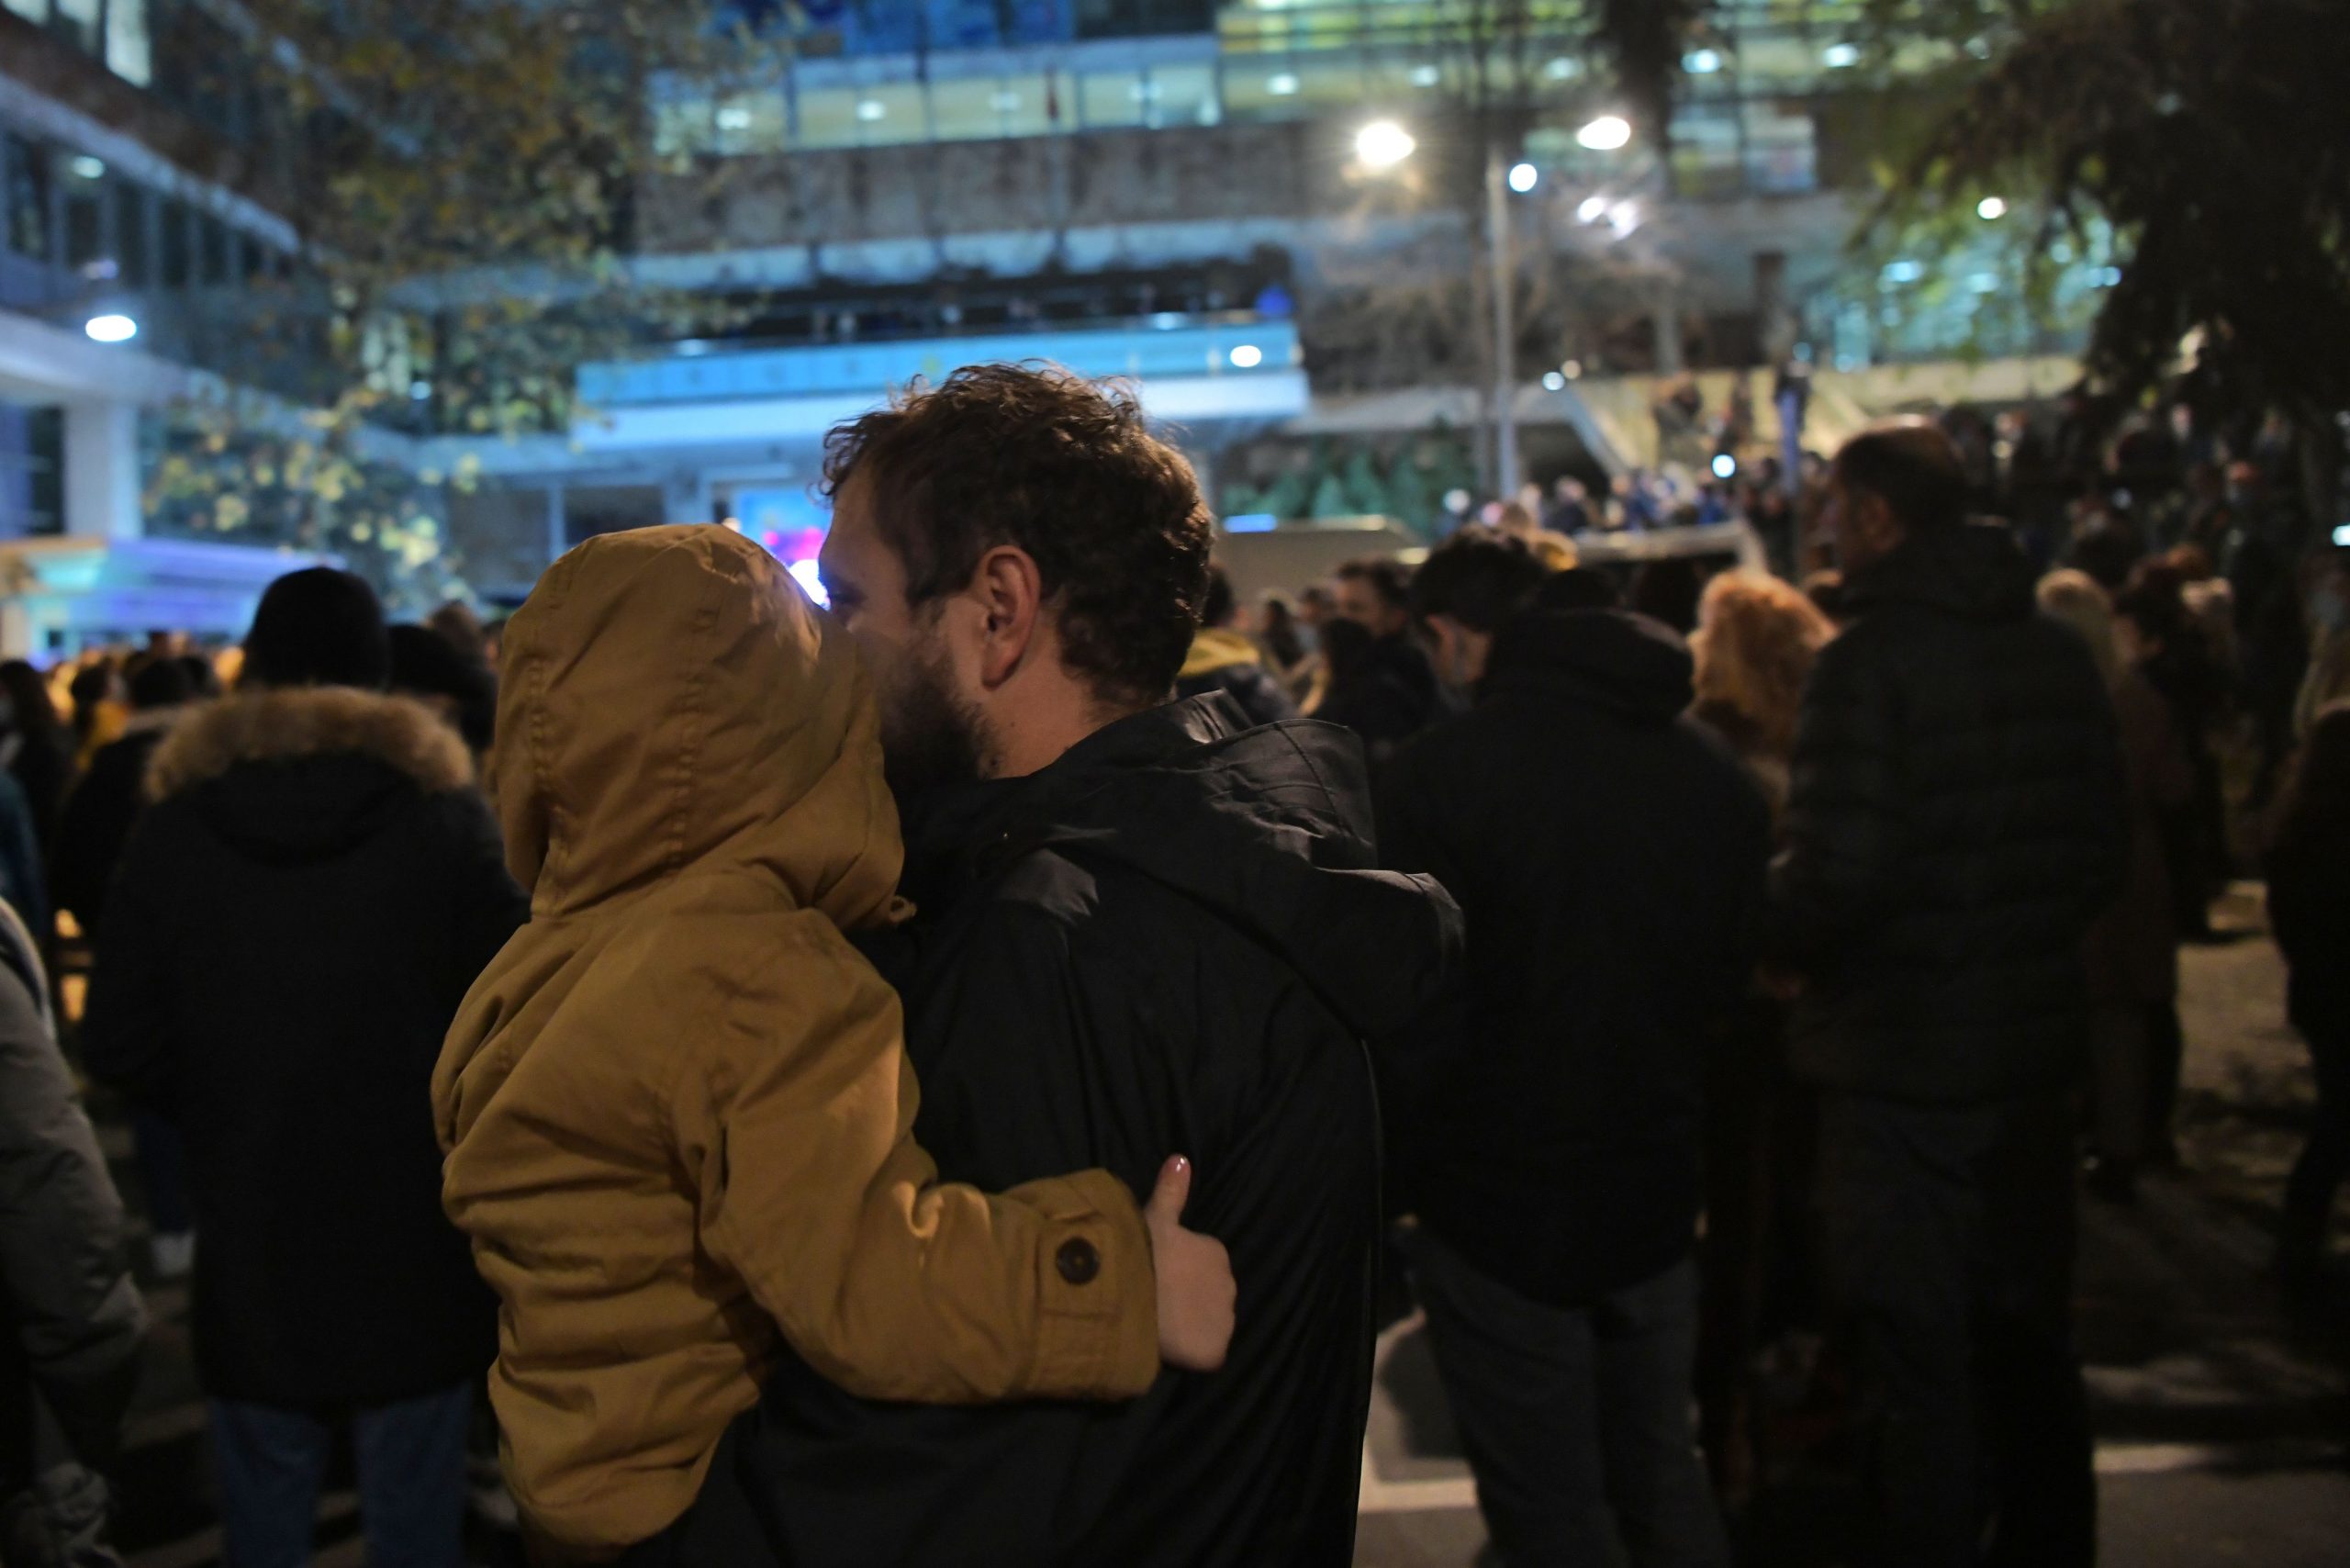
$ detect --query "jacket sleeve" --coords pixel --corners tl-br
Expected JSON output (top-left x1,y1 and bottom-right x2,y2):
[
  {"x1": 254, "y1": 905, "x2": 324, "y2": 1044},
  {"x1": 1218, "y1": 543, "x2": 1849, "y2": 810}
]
[
  {"x1": 0, "y1": 966, "x2": 145, "y2": 1468},
  {"x1": 672, "y1": 915, "x2": 1159, "y2": 1407},
  {"x1": 1769, "y1": 637, "x2": 1902, "y2": 966},
  {"x1": 79, "y1": 816, "x2": 177, "y2": 1105}
]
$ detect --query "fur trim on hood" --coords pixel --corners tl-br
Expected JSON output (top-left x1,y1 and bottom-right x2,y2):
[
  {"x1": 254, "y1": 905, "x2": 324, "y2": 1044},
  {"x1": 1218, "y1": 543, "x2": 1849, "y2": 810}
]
[{"x1": 148, "y1": 688, "x2": 474, "y2": 802}]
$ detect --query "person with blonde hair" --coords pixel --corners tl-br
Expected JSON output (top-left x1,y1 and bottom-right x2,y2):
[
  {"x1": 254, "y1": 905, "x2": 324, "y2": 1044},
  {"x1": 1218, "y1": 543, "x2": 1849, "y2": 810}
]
[
  {"x1": 1684, "y1": 571, "x2": 1833, "y2": 1495},
  {"x1": 1689, "y1": 572, "x2": 1837, "y2": 814},
  {"x1": 2038, "y1": 568, "x2": 2194, "y2": 1202}
]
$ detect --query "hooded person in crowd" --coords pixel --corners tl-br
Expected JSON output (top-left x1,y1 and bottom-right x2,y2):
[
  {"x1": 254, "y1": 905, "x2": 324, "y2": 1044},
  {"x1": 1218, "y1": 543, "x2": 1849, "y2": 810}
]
[
  {"x1": 0, "y1": 892, "x2": 143, "y2": 1568},
  {"x1": 649, "y1": 364, "x2": 1460, "y2": 1568},
  {"x1": 1174, "y1": 563, "x2": 1300, "y2": 729},
  {"x1": 1768, "y1": 426, "x2": 2125, "y2": 1568},
  {"x1": 1377, "y1": 527, "x2": 1770, "y2": 1567},
  {"x1": 82, "y1": 567, "x2": 533, "y2": 1568},
  {"x1": 431, "y1": 525, "x2": 1233, "y2": 1557}
]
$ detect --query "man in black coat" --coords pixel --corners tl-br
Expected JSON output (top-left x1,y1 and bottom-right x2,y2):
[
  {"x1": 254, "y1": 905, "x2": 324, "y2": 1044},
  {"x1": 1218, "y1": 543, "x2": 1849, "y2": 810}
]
[
  {"x1": 83, "y1": 569, "x2": 529, "y2": 1568},
  {"x1": 644, "y1": 365, "x2": 1460, "y2": 1568},
  {"x1": 1770, "y1": 427, "x2": 2126, "y2": 1568},
  {"x1": 1323, "y1": 556, "x2": 1449, "y2": 764},
  {"x1": 1376, "y1": 529, "x2": 1770, "y2": 1567}
]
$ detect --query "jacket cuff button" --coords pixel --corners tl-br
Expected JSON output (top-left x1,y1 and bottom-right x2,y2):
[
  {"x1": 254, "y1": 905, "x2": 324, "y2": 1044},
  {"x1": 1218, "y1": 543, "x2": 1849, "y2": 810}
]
[{"x1": 1054, "y1": 1237, "x2": 1101, "y2": 1286}]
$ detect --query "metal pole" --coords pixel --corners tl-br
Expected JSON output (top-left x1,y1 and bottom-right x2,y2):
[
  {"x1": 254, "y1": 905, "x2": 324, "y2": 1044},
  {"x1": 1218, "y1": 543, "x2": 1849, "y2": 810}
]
[{"x1": 1484, "y1": 142, "x2": 1519, "y2": 500}]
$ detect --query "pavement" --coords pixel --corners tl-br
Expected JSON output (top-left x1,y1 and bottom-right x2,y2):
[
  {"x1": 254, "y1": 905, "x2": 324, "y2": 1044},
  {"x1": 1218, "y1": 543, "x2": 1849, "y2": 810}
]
[{"x1": 82, "y1": 890, "x2": 2350, "y2": 1567}]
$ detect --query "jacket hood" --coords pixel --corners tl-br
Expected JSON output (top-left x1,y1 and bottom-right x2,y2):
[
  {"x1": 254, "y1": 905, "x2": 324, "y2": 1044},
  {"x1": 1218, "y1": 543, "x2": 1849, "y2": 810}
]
[
  {"x1": 493, "y1": 525, "x2": 901, "y2": 924},
  {"x1": 916, "y1": 696, "x2": 1461, "y2": 1040},
  {"x1": 1179, "y1": 626, "x2": 1263, "y2": 680},
  {"x1": 1845, "y1": 521, "x2": 2037, "y2": 623},
  {"x1": 149, "y1": 687, "x2": 473, "y2": 863},
  {"x1": 1483, "y1": 610, "x2": 1695, "y2": 722}
]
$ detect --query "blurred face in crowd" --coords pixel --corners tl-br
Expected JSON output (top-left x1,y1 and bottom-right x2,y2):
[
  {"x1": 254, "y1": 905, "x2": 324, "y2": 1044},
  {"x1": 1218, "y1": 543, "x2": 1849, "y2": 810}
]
[
  {"x1": 1821, "y1": 474, "x2": 1904, "y2": 574},
  {"x1": 819, "y1": 474, "x2": 992, "y2": 800},
  {"x1": 1335, "y1": 577, "x2": 1409, "y2": 638},
  {"x1": 1422, "y1": 614, "x2": 1488, "y2": 691}
]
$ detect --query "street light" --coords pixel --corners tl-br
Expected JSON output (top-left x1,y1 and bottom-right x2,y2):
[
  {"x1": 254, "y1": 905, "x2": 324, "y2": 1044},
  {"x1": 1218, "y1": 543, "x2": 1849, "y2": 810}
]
[
  {"x1": 1977, "y1": 195, "x2": 2009, "y2": 220},
  {"x1": 1227, "y1": 343, "x2": 1264, "y2": 369},
  {"x1": 1355, "y1": 118, "x2": 1416, "y2": 169},
  {"x1": 1576, "y1": 115, "x2": 1632, "y2": 151},
  {"x1": 1350, "y1": 115, "x2": 1522, "y2": 496},
  {"x1": 84, "y1": 313, "x2": 137, "y2": 343}
]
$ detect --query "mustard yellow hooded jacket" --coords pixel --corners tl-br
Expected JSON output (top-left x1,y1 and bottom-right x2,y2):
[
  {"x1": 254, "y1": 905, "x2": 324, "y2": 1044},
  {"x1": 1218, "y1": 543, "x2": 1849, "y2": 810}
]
[{"x1": 431, "y1": 527, "x2": 1157, "y2": 1551}]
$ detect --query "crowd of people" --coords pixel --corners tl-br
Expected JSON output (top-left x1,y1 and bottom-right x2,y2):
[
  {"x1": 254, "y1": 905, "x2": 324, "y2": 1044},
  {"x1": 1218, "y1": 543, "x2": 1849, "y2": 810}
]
[{"x1": 0, "y1": 362, "x2": 2341, "y2": 1568}]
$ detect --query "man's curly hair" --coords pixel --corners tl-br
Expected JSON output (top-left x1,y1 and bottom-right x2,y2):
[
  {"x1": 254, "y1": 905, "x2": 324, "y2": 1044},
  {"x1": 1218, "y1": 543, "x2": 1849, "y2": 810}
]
[{"x1": 822, "y1": 364, "x2": 1214, "y2": 710}]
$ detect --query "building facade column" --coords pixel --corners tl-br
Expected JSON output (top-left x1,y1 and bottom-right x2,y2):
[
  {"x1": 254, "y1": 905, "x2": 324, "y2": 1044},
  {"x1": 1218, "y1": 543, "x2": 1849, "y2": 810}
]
[{"x1": 62, "y1": 398, "x2": 142, "y2": 542}]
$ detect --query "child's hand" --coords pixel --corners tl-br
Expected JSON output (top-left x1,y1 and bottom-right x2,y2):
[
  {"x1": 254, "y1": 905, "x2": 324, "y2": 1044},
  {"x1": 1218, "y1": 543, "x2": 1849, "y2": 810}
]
[{"x1": 1145, "y1": 1155, "x2": 1235, "y2": 1373}]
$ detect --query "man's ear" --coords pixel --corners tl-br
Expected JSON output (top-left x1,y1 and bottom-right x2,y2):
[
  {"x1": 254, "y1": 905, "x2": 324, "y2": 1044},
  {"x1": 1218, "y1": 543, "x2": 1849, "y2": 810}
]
[{"x1": 970, "y1": 544, "x2": 1045, "y2": 689}]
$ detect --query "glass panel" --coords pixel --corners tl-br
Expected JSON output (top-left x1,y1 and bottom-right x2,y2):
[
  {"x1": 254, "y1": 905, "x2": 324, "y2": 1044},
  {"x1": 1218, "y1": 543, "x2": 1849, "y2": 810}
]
[
  {"x1": 53, "y1": 0, "x2": 99, "y2": 54},
  {"x1": 159, "y1": 197, "x2": 190, "y2": 286},
  {"x1": 1147, "y1": 62, "x2": 1217, "y2": 129},
  {"x1": 1222, "y1": 58, "x2": 1303, "y2": 122},
  {"x1": 0, "y1": 0, "x2": 50, "y2": 24},
  {"x1": 794, "y1": 84, "x2": 864, "y2": 150},
  {"x1": 927, "y1": 73, "x2": 1010, "y2": 143},
  {"x1": 111, "y1": 180, "x2": 149, "y2": 286},
  {"x1": 197, "y1": 213, "x2": 229, "y2": 285},
  {"x1": 106, "y1": 0, "x2": 152, "y2": 85},
  {"x1": 1078, "y1": 69, "x2": 1143, "y2": 131},
  {"x1": 3, "y1": 134, "x2": 48, "y2": 262},
  {"x1": 61, "y1": 154, "x2": 105, "y2": 272},
  {"x1": 710, "y1": 90, "x2": 788, "y2": 154},
  {"x1": 1743, "y1": 101, "x2": 1817, "y2": 194}
]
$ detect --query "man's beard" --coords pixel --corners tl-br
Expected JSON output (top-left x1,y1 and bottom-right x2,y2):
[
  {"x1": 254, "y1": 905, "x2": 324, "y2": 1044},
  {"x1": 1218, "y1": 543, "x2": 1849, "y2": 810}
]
[{"x1": 877, "y1": 637, "x2": 991, "y2": 811}]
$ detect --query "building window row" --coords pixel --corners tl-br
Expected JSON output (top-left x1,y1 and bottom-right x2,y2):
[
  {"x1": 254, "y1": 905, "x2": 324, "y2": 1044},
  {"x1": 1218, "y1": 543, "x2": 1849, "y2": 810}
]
[
  {"x1": 3, "y1": 0, "x2": 152, "y2": 87},
  {"x1": 2, "y1": 129, "x2": 294, "y2": 305}
]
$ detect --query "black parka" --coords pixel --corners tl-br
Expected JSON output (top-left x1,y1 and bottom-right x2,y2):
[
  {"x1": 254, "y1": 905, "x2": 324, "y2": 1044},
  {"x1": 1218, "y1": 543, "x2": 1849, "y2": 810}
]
[
  {"x1": 1376, "y1": 610, "x2": 1773, "y2": 1307},
  {"x1": 647, "y1": 697, "x2": 1462, "y2": 1568},
  {"x1": 81, "y1": 688, "x2": 528, "y2": 1406},
  {"x1": 1770, "y1": 524, "x2": 2129, "y2": 1103}
]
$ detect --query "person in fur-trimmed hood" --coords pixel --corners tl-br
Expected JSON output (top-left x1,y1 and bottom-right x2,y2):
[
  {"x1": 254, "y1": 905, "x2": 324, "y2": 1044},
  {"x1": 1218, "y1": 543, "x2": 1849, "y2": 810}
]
[{"x1": 83, "y1": 566, "x2": 530, "y2": 1568}]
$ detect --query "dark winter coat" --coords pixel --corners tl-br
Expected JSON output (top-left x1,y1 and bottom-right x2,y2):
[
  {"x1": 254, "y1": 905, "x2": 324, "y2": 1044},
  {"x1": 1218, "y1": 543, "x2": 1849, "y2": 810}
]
[
  {"x1": 1315, "y1": 631, "x2": 1448, "y2": 766},
  {"x1": 1770, "y1": 524, "x2": 2129, "y2": 1103},
  {"x1": 0, "y1": 900, "x2": 143, "y2": 1473},
  {"x1": 1378, "y1": 610, "x2": 1773, "y2": 1306},
  {"x1": 2085, "y1": 672, "x2": 2194, "y2": 1005},
  {"x1": 0, "y1": 773, "x2": 44, "y2": 944},
  {"x1": 52, "y1": 712, "x2": 178, "y2": 934},
  {"x1": 2268, "y1": 821, "x2": 2350, "y2": 1048},
  {"x1": 645, "y1": 696, "x2": 1462, "y2": 1568},
  {"x1": 82, "y1": 688, "x2": 527, "y2": 1406}
]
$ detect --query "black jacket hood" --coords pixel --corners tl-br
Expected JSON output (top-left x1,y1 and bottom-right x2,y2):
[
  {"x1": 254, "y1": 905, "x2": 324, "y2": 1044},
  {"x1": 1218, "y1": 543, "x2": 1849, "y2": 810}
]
[
  {"x1": 906, "y1": 696, "x2": 1462, "y2": 1041},
  {"x1": 1844, "y1": 521, "x2": 2038, "y2": 623},
  {"x1": 1483, "y1": 609, "x2": 1695, "y2": 722}
]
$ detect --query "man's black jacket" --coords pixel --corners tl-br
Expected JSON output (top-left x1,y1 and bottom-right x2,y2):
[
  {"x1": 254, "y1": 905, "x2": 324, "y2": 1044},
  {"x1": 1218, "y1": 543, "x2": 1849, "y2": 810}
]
[
  {"x1": 1376, "y1": 610, "x2": 1772, "y2": 1307},
  {"x1": 647, "y1": 697, "x2": 1462, "y2": 1568},
  {"x1": 1771, "y1": 522, "x2": 2129, "y2": 1103}
]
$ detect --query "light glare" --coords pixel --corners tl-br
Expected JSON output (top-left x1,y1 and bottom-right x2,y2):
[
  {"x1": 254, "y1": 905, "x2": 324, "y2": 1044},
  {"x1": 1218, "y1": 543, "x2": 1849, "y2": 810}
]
[
  {"x1": 1355, "y1": 119, "x2": 1416, "y2": 168},
  {"x1": 84, "y1": 314, "x2": 137, "y2": 343},
  {"x1": 1577, "y1": 115, "x2": 1632, "y2": 151}
]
